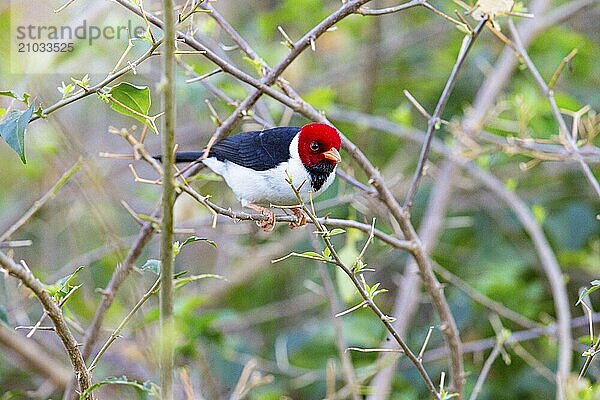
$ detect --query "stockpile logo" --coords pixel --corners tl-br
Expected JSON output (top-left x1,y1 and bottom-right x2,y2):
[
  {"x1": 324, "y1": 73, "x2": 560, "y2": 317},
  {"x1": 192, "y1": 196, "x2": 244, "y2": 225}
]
[{"x1": 10, "y1": 1, "x2": 147, "y2": 74}]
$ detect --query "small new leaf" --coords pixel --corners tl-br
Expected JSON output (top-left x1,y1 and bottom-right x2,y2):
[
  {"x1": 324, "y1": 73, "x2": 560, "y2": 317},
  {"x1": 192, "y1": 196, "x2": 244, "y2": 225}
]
[
  {"x1": 365, "y1": 282, "x2": 387, "y2": 300},
  {"x1": 243, "y1": 56, "x2": 265, "y2": 76},
  {"x1": 180, "y1": 236, "x2": 217, "y2": 249},
  {"x1": 141, "y1": 259, "x2": 161, "y2": 275},
  {"x1": 58, "y1": 82, "x2": 74, "y2": 99},
  {"x1": 71, "y1": 74, "x2": 90, "y2": 90},
  {"x1": 45, "y1": 266, "x2": 84, "y2": 302},
  {"x1": 0, "y1": 90, "x2": 31, "y2": 105},
  {"x1": 174, "y1": 274, "x2": 225, "y2": 290},
  {"x1": 576, "y1": 280, "x2": 600, "y2": 305},
  {"x1": 352, "y1": 259, "x2": 366, "y2": 274},
  {"x1": 326, "y1": 228, "x2": 346, "y2": 237}
]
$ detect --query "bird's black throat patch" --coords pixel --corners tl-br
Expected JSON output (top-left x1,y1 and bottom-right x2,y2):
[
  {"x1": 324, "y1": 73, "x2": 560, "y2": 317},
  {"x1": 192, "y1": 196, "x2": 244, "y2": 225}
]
[{"x1": 306, "y1": 162, "x2": 335, "y2": 192}]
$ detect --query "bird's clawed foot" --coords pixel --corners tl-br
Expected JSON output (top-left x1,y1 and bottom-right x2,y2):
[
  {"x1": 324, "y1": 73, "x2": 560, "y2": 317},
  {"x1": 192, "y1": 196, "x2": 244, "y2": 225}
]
[
  {"x1": 289, "y1": 207, "x2": 307, "y2": 229},
  {"x1": 246, "y1": 203, "x2": 276, "y2": 232}
]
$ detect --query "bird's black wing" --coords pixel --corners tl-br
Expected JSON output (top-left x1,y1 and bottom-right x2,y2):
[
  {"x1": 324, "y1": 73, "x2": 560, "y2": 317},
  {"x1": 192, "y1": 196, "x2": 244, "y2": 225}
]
[{"x1": 208, "y1": 127, "x2": 300, "y2": 171}]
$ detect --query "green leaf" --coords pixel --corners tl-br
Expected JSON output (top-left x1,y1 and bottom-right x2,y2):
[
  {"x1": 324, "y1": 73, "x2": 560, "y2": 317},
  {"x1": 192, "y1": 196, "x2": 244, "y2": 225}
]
[
  {"x1": 79, "y1": 376, "x2": 159, "y2": 400},
  {"x1": 576, "y1": 281, "x2": 600, "y2": 305},
  {"x1": 141, "y1": 259, "x2": 161, "y2": 275},
  {"x1": 172, "y1": 241, "x2": 181, "y2": 258},
  {"x1": 322, "y1": 247, "x2": 331, "y2": 258},
  {"x1": 71, "y1": 74, "x2": 90, "y2": 90},
  {"x1": 0, "y1": 305, "x2": 10, "y2": 327},
  {"x1": 44, "y1": 266, "x2": 84, "y2": 302},
  {"x1": 180, "y1": 236, "x2": 217, "y2": 249},
  {"x1": 174, "y1": 274, "x2": 226, "y2": 289},
  {"x1": 0, "y1": 91, "x2": 19, "y2": 100},
  {"x1": 173, "y1": 236, "x2": 216, "y2": 260},
  {"x1": 0, "y1": 101, "x2": 35, "y2": 163},
  {"x1": 0, "y1": 91, "x2": 31, "y2": 106},
  {"x1": 57, "y1": 82, "x2": 74, "y2": 99},
  {"x1": 532, "y1": 204, "x2": 546, "y2": 225},
  {"x1": 301, "y1": 251, "x2": 324, "y2": 259},
  {"x1": 243, "y1": 56, "x2": 265, "y2": 76},
  {"x1": 108, "y1": 83, "x2": 154, "y2": 131},
  {"x1": 327, "y1": 228, "x2": 346, "y2": 237}
]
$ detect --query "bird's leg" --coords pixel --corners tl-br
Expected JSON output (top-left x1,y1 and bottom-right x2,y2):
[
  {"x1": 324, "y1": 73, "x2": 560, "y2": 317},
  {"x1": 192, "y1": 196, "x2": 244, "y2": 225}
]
[
  {"x1": 289, "y1": 207, "x2": 307, "y2": 229},
  {"x1": 246, "y1": 203, "x2": 276, "y2": 232}
]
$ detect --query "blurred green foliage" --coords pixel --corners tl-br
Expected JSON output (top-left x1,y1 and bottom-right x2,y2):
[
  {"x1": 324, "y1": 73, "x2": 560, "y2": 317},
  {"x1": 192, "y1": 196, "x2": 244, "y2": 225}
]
[{"x1": 0, "y1": 0, "x2": 599, "y2": 399}]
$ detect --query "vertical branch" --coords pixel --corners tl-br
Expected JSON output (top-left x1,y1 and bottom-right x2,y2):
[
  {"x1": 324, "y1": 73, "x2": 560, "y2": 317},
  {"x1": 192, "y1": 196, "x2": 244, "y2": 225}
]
[{"x1": 160, "y1": 0, "x2": 176, "y2": 398}]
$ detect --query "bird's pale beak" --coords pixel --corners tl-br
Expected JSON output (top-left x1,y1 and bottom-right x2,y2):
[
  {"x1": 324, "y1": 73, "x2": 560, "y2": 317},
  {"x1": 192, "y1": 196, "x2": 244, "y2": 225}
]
[{"x1": 323, "y1": 147, "x2": 342, "y2": 164}]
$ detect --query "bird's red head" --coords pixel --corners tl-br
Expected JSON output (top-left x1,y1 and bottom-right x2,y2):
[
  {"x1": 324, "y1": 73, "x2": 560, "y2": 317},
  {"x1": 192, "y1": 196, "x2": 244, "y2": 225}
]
[{"x1": 297, "y1": 123, "x2": 342, "y2": 167}]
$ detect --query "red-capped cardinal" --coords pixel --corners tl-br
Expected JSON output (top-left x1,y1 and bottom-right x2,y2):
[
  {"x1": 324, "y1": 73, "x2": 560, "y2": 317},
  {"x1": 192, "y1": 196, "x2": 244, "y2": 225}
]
[{"x1": 170, "y1": 123, "x2": 342, "y2": 231}]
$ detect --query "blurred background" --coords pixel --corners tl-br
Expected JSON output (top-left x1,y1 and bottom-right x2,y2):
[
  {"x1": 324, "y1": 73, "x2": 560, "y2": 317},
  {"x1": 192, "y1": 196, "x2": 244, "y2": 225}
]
[{"x1": 0, "y1": 0, "x2": 599, "y2": 399}]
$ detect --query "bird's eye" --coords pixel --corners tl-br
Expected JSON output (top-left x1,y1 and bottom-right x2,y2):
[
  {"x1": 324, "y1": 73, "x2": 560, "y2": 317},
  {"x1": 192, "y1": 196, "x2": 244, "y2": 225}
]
[{"x1": 310, "y1": 141, "x2": 320, "y2": 151}]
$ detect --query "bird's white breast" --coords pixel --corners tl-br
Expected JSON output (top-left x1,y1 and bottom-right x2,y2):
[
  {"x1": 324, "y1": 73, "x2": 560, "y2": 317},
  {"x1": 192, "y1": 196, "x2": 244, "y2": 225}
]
[{"x1": 202, "y1": 135, "x2": 336, "y2": 207}]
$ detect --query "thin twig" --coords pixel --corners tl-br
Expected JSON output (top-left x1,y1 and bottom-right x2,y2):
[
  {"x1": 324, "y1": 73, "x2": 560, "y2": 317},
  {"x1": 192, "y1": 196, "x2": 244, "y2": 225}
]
[
  {"x1": 403, "y1": 18, "x2": 487, "y2": 211},
  {"x1": 0, "y1": 160, "x2": 82, "y2": 242},
  {"x1": 30, "y1": 41, "x2": 162, "y2": 123},
  {"x1": 357, "y1": 0, "x2": 423, "y2": 15},
  {"x1": 88, "y1": 277, "x2": 161, "y2": 373},
  {"x1": 332, "y1": 108, "x2": 573, "y2": 395},
  {"x1": 318, "y1": 266, "x2": 361, "y2": 400},
  {"x1": 422, "y1": 313, "x2": 600, "y2": 363},
  {"x1": 507, "y1": 19, "x2": 600, "y2": 198},
  {"x1": 468, "y1": 332, "x2": 506, "y2": 400},
  {"x1": 287, "y1": 180, "x2": 441, "y2": 400}
]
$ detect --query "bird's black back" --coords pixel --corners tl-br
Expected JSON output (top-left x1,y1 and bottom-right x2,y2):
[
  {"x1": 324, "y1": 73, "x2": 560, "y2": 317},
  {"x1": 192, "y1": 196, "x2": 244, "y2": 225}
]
[{"x1": 208, "y1": 127, "x2": 300, "y2": 171}]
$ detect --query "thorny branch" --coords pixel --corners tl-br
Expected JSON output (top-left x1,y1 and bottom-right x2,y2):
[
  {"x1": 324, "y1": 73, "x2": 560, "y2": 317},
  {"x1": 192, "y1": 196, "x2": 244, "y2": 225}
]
[
  {"x1": 283, "y1": 179, "x2": 442, "y2": 400},
  {"x1": 7, "y1": 0, "x2": 592, "y2": 398},
  {"x1": 0, "y1": 252, "x2": 93, "y2": 398},
  {"x1": 109, "y1": 0, "x2": 468, "y2": 394}
]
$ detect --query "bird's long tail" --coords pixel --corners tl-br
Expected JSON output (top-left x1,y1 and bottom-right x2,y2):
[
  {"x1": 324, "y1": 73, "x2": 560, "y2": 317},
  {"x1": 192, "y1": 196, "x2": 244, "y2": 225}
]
[{"x1": 154, "y1": 151, "x2": 204, "y2": 163}]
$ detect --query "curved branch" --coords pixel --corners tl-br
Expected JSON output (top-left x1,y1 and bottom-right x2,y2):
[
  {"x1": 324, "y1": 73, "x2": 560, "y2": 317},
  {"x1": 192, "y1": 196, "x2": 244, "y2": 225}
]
[
  {"x1": 331, "y1": 108, "x2": 573, "y2": 395},
  {"x1": 0, "y1": 252, "x2": 93, "y2": 398}
]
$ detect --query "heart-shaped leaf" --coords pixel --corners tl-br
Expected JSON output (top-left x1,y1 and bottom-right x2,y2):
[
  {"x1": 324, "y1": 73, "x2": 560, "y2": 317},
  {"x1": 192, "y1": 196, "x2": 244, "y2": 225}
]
[{"x1": 108, "y1": 82, "x2": 154, "y2": 132}]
